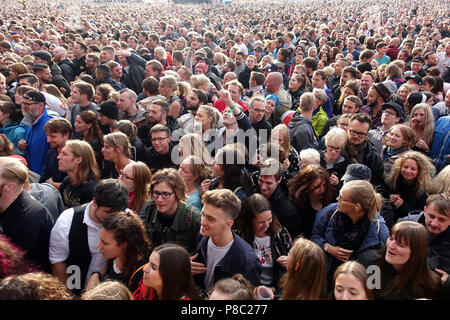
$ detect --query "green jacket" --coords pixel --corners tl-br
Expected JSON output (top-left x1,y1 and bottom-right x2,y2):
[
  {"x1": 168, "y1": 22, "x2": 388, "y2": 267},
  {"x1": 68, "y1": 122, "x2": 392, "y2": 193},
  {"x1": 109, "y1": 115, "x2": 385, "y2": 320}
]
[
  {"x1": 144, "y1": 200, "x2": 201, "y2": 254},
  {"x1": 311, "y1": 106, "x2": 329, "y2": 138}
]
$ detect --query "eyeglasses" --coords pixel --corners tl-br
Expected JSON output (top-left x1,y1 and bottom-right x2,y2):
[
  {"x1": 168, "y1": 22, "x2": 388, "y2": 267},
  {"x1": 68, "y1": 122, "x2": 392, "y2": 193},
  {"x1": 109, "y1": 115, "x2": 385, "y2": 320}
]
[
  {"x1": 151, "y1": 190, "x2": 175, "y2": 199},
  {"x1": 22, "y1": 101, "x2": 36, "y2": 107},
  {"x1": 382, "y1": 110, "x2": 398, "y2": 117},
  {"x1": 151, "y1": 137, "x2": 169, "y2": 143},
  {"x1": 252, "y1": 108, "x2": 266, "y2": 113},
  {"x1": 119, "y1": 171, "x2": 134, "y2": 180},
  {"x1": 349, "y1": 129, "x2": 367, "y2": 137},
  {"x1": 338, "y1": 195, "x2": 353, "y2": 203},
  {"x1": 328, "y1": 145, "x2": 342, "y2": 152}
]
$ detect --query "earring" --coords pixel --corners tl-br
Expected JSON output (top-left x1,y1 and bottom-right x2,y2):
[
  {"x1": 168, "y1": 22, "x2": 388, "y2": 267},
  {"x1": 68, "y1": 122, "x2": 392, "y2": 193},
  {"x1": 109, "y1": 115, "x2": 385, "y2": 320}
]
[{"x1": 355, "y1": 205, "x2": 359, "y2": 210}]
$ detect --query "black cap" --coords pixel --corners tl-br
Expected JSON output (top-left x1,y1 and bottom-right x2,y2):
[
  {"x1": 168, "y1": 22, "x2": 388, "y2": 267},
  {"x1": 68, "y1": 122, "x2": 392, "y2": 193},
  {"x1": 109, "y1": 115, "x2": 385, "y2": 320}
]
[
  {"x1": 97, "y1": 100, "x2": 118, "y2": 120},
  {"x1": 254, "y1": 46, "x2": 263, "y2": 52},
  {"x1": 32, "y1": 50, "x2": 52, "y2": 63},
  {"x1": 263, "y1": 63, "x2": 278, "y2": 72},
  {"x1": 382, "y1": 102, "x2": 403, "y2": 118},
  {"x1": 357, "y1": 62, "x2": 372, "y2": 73},
  {"x1": 373, "y1": 82, "x2": 391, "y2": 102},
  {"x1": 23, "y1": 91, "x2": 46, "y2": 103},
  {"x1": 341, "y1": 164, "x2": 372, "y2": 182},
  {"x1": 404, "y1": 71, "x2": 423, "y2": 85},
  {"x1": 412, "y1": 56, "x2": 424, "y2": 64}
]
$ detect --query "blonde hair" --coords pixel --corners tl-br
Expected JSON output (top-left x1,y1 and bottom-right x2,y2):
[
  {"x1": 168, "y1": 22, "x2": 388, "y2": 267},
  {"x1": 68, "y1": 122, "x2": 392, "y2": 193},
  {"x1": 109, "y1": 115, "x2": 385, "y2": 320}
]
[
  {"x1": 81, "y1": 281, "x2": 133, "y2": 300},
  {"x1": 409, "y1": 103, "x2": 435, "y2": 145},
  {"x1": 0, "y1": 157, "x2": 28, "y2": 186},
  {"x1": 64, "y1": 140, "x2": 101, "y2": 184},
  {"x1": 104, "y1": 131, "x2": 131, "y2": 158},
  {"x1": 271, "y1": 124, "x2": 291, "y2": 156},
  {"x1": 341, "y1": 180, "x2": 383, "y2": 221},
  {"x1": 197, "y1": 105, "x2": 221, "y2": 129},
  {"x1": 430, "y1": 166, "x2": 450, "y2": 194},
  {"x1": 325, "y1": 127, "x2": 348, "y2": 148},
  {"x1": 179, "y1": 133, "x2": 212, "y2": 165}
]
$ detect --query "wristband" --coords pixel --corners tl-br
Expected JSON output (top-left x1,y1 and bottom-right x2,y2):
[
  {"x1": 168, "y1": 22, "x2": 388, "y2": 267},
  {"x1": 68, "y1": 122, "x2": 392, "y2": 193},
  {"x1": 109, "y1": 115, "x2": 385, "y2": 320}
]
[{"x1": 323, "y1": 243, "x2": 329, "y2": 252}]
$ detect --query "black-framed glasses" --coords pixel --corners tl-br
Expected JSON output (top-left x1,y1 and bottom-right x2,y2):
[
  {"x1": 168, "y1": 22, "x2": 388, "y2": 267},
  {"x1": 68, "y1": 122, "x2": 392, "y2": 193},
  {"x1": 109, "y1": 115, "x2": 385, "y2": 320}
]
[
  {"x1": 328, "y1": 145, "x2": 342, "y2": 152},
  {"x1": 151, "y1": 137, "x2": 169, "y2": 143},
  {"x1": 151, "y1": 190, "x2": 175, "y2": 199},
  {"x1": 349, "y1": 129, "x2": 367, "y2": 137},
  {"x1": 119, "y1": 171, "x2": 134, "y2": 180}
]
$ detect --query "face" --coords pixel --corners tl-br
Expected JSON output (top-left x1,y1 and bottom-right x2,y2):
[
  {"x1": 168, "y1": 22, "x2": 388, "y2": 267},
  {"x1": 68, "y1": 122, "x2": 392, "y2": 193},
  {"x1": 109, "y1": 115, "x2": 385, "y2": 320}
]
[
  {"x1": 339, "y1": 71, "x2": 352, "y2": 88},
  {"x1": 412, "y1": 108, "x2": 426, "y2": 126},
  {"x1": 252, "y1": 210, "x2": 272, "y2": 237},
  {"x1": 97, "y1": 228, "x2": 126, "y2": 260},
  {"x1": 348, "y1": 120, "x2": 369, "y2": 145},
  {"x1": 152, "y1": 181, "x2": 178, "y2": 215},
  {"x1": 247, "y1": 57, "x2": 256, "y2": 69},
  {"x1": 111, "y1": 66, "x2": 123, "y2": 79},
  {"x1": 289, "y1": 76, "x2": 301, "y2": 91},
  {"x1": 249, "y1": 100, "x2": 266, "y2": 123},
  {"x1": 102, "y1": 143, "x2": 119, "y2": 161},
  {"x1": 258, "y1": 175, "x2": 280, "y2": 199},
  {"x1": 74, "y1": 115, "x2": 91, "y2": 134},
  {"x1": 21, "y1": 99, "x2": 42, "y2": 120},
  {"x1": 385, "y1": 234, "x2": 411, "y2": 270},
  {"x1": 178, "y1": 161, "x2": 197, "y2": 184},
  {"x1": 336, "y1": 187, "x2": 356, "y2": 215},
  {"x1": 57, "y1": 145, "x2": 80, "y2": 173},
  {"x1": 118, "y1": 163, "x2": 135, "y2": 192},
  {"x1": 148, "y1": 104, "x2": 164, "y2": 124},
  {"x1": 200, "y1": 203, "x2": 232, "y2": 238},
  {"x1": 143, "y1": 251, "x2": 162, "y2": 292},
  {"x1": 424, "y1": 203, "x2": 450, "y2": 237},
  {"x1": 360, "y1": 74, "x2": 373, "y2": 91},
  {"x1": 118, "y1": 92, "x2": 134, "y2": 111},
  {"x1": 400, "y1": 158, "x2": 419, "y2": 183},
  {"x1": 265, "y1": 99, "x2": 276, "y2": 115},
  {"x1": 195, "y1": 108, "x2": 212, "y2": 131},
  {"x1": 312, "y1": 74, "x2": 325, "y2": 89},
  {"x1": 228, "y1": 84, "x2": 241, "y2": 102},
  {"x1": 334, "y1": 273, "x2": 368, "y2": 300},
  {"x1": 309, "y1": 178, "x2": 326, "y2": 200},
  {"x1": 343, "y1": 87, "x2": 356, "y2": 99},
  {"x1": 37, "y1": 68, "x2": 52, "y2": 83},
  {"x1": 186, "y1": 92, "x2": 200, "y2": 110},
  {"x1": 342, "y1": 99, "x2": 357, "y2": 114},
  {"x1": 411, "y1": 61, "x2": 422, "y2": 73},
  {"x1": 235, "y1": 55, "x2": 243, "y2": 66},
  {"x1": 46, "y1": 131, "x2": 68, "y2": 149},
  {"x1": 221, "y1": 106, "x2": 237, "y2": 127},
  {"x1": 388, "y1": 127, "x2": 406, "y2": 150},
  {"x1": 397, "y1": 86, "x2": 409, "y2": 101},
  {"x1": 151, "y1": 131, "x2": 170, "y2": 155},
  {"x1": 70, "y1": 86, "x2": 83, "y2": 104}
]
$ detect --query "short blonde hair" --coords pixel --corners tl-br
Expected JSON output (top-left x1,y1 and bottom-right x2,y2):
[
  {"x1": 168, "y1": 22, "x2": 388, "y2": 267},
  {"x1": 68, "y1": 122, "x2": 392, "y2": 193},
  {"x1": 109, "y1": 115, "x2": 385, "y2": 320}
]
[
  {"x1": 0, "y1": 157, "x2": 28, "y2": 186},
  {"x1": 81, "y1": 281, "x2": 133, "y2": 300},
  {"x1": 325, "y1": 127, "x2": 348, "y2": 148}
]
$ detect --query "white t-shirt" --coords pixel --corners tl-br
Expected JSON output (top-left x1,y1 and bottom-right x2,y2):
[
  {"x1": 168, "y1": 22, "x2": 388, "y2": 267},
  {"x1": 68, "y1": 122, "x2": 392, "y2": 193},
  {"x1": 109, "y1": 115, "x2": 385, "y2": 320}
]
[
  {"x1": 49, "y1": 201, "x2": 107, "y2": 288},
  {"x1": 253, "y1": 235, "x2": 273, "y2": 286},
  {"x1": 204, "y1": 237, "x2": 234, "y2": 291}
]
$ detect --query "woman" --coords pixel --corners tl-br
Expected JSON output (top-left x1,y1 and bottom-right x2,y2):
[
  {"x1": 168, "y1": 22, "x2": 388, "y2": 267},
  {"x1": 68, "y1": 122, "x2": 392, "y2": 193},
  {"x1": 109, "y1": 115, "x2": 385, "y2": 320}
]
[
  {"x1": 375, "y1": 64, "x2": 386, "y2": 83},
  {"x1": 178, "y1": 155, "x2": 212, "y2": 210},
  {"x1": 0, "y1": 134, "x2": 14, "y2": 156},
  {"x1": 159, "y1": 75, "x2": 183, "y2": 118},
  {"x1": 209, "y1": 274, "x2": 255, "y2": 300},
  {"x1": 396, "y1": 83, "x2": 416, "y2": 102},
  {"x1": 404, "y1": 92, "x2": 432, "y2": 120},
  {"x1": 0, "y1": 102, "x2": 25, "y2": 155},
  {"x1": 331, "y1": 261, "x2": 373, "y2": 300},
  {"x1": 201, "y1": 145, "x2": 253, "y2": 203},
  {"x1": 82, "y1": 281, "x2": 133, "y2": 300},
  {"x1": 94, "y1": 83, "x2": 116, "y2": 105},
  {"x1": 381, "y1": 124, "x2": 417, "y2": 180},
  {"x1": 279, "y1": 237, "x2": 326, "y2": 300},
  {"x1": 194, "y1": 105, "x2": 221, "y2": 148},
  {"x1": 372, "y1": 221, "x2": 450, "y2": 299},
  {"x1": 7, "y1": 62, "x2": 28, "y2": 93},
  {"x1": 265, "y1": 95, "x2": 281, "y2": 128},
  {"x1": 101, "y1": 131, "x2": 134, "y2": 179},
  {"x1": 87, "y1": 211, "x2": 152, "y2": 293},
  {"x1": 74, "y1": 110, "x2": 104, "y2": 167},
  {"x1": 133, "y1": 243, "x2": 201, "y2": 300},
  {"x1": 320, "y1": 128, "x2": 350, "y2": 193},
  {"x1": 313, "y1": 179, "x2": 389, "y2": 287},
  {"x1": 0, "y1": 234, "x2": 36, "y2": 280},
  {"x1": 288, "y1": 73, "x2": 307, "y2": 110},
  {"x1": 430, "y1": 165, "x2": 450, "y2": 194},
  {"x1": 119, "y1": 161, "x2": 152, "y2": 219},
  {"x1": 113, "y1": 120, "x2": 146, "y2": 162},
  {"x1": 288, "y1": 165, "x2": 333, "y2": 239},
  {"x1": 234, "y1": 194, "x2": 292, "y2": 292},
  {"x1": 408, "y1": 103, "x2": 435, "y2": 154},
  {"x1": 58, "y1": 140, "x2": 101, "y2": 208},
  {"x1": 384, "y1": 151, "x2": 435, "y2": 221},
  {"x1": 178, "y1": 132, "x2": 212, "y2": 166}
]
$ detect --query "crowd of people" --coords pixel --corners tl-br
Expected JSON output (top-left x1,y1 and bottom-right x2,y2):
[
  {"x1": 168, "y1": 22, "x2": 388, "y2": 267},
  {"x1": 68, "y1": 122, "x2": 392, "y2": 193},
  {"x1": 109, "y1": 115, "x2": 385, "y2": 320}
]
[{"x1": 0, "y1": 0, "x2": 449, "y2": 301}]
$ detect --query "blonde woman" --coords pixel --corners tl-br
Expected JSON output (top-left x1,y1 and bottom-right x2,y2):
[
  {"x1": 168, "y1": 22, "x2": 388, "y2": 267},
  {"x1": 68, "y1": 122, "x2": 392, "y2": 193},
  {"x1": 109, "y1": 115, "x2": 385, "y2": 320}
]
[
  {"x1": 408, "y1": 103, "x2": 435, "y2": 154},
  {"x1": 159, "y1": 75, "x2": 183, "y2": 118},
  {"x1": 102, "y1": 132, "x2": 134, "y2": 179}
]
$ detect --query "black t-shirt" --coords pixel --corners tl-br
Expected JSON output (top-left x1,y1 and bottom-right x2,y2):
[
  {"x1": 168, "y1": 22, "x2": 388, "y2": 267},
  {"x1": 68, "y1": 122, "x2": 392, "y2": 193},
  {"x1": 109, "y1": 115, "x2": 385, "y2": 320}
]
[{"x1": 59, "y1": 176, "x2": 98, "y2": 208}]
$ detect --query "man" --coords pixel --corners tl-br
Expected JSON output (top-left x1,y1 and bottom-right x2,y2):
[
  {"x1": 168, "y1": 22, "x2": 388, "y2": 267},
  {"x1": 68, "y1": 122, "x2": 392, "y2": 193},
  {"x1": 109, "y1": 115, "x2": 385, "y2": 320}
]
[
  {"x1": 49, "y1": 179, "x2": 128, "y2": 294},
  {"x1": 20, "y1": 90, "x2": 54, "y2": 176},
  {"x1": 238, "y1": 55, "x2": 262, "y2": 90},
  {"x1": 437, "y1": 42, "x2": 450, "y2": 76},
  {"x1": 374, "y1": 42, "x2": 391, "y2": 66},
  {"x1": 423, "y1": 51, "x2": 439, "y2": 72},
  {"x1": 360, "y1": 82, "x2": 393, "y2": 129},
  {"x1": 97, "y1": 100, "x2": 119, "y2": 134},
  {"x1": 144, "y1": 124, "x2": 177, "y2": 174},
  {"x1": 332, "y1": 65, "x2": 359, "y2": 114},
  {"x1": 72, "y1": 41, "x2": 88, "y2": 77},
  {"x1": 343, "y1": 37, "x2": 360, "y2": 61},
  {"x1": 254, "y1": 158, "x2": 302, "y2": 239},
  {"x1": 32, "y1": 63, "x2": 53, "y2": 86},
  {"x1": 84, "y1": 52, "x2": 99, "y2": 78},
  {"x1": 246, "y1": 95, "x2": 271, "y2": 147},
  {"x1": 319, "y1": 95, "x2": 362, "y2": 140},
  {"x1": 0, "y1": 157, "x2": 54, "y2": 272},
  {"x1": 117, "y1": 88, "x2": 150, "y2": 129},
  {"x1": 32, "y1": 51, "x2": 71, "y2": 96},
  {"x1": 145, "y1": 60, "x2": 164, "y2": 80},
  {"x1": 222, "y1": 71, "x2": 237, "y2": 85},
  {"x1": 404, "y1": 71, "x2": 423, "y2": 88},
  {"x1": 432, "y1": 90, "x2": 450, "y2": 121},
  {"x1": 147, "y1": 99, "x2": 180, "y2": 134},
  {"x1": 288, "y1": 92, "x2": 318, "y2": 152},
  {"x1": 328, "y1": 58, "x2": 349, "y2": 91},
  {"x1": 40, "y1": 118, "x2": 72, "y2": 190},
  {"x1": 386, "y1": 37, "x2": 401, "y2": 62},
  {"x1": 190, "y1": 189, "x2": 261, "y2": 293},
  {"x1": 95, "y1": 64, "x2": 125, "y2": 91},
  {"x1": 233, "y1": 51, "x2": 246, "y2": 77},
  {"x1": 213, "y1": 79, "x2": 247, "y2": 113},
  {"x1": 177, "y1": 89, "x2": 208, "y2": 133},
  {"x1": 410, "y1": 56, "x2": 427, "y2": 78},
  {"x1": 244, "y1": 71, "x2": 265, "y2": 101},
  {"x1": 360, "y1": 71, "x2": 375, "y2": 101},
  {"x1": 53, "y1": 46, "x2": 75, "y2": 83},
  {"x1": 99, "y1": 46, "x2": 115, "y2": 64},
  {"x1": 137, "y1": 76, "x2": 165, "y2": 109},
  {"x1": 234, "y1": 32, "x2": 249, "y2": 55},
  {"x1": 264, "y1": 72, "x2": 292, "y2": 121},
  {"x1": 312, "y1": 70, "x2": 334, "y2": 118},
  {"x1": 342, "y1": 113, "x2": 384, "y2": 186},
  {"x1": 400, "y1": 193, "x2": 450, "y2": 273},
  {"x1": 144, "y1": 168, "x2": 201, "y2": 254},
  {"x1": 115, "y1": 49, "x2": 147, "y2": 95},
  {"x1": 430, "y1": 115, "x2": 450, "y2": 170},
  {"x1": 69, "y1": 80, "x2": 97, "y2": 129},
  {"x1": 368, "y1": 102, "x2": 403, "y2": 154}
]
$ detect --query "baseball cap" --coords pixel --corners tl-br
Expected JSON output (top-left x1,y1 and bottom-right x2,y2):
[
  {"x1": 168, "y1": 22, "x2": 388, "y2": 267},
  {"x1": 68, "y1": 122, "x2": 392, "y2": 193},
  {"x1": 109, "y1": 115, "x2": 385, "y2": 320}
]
[
  {"x1": 23, "y1": 91, "x2": 46, "y2": 103},
  {"x1": 341, "y1": 164, "x2": 372, "y2": 182},
  {"x1": 404, "y1": 71, "x2": 423, "y2": 85}
]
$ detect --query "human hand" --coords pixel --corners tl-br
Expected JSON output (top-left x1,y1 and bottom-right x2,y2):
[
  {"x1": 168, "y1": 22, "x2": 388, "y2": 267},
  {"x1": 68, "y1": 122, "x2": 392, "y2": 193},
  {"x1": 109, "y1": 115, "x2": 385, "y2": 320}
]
[
  {"x1": 328, "y1": 245, "x2": 353, "y2": 262},
  {"x1": 416, "y1": 139, "x2": 429, "y2": 151},
  {"x1": 200, "y1": 179, "x2": 212, "y2": 195},
  {"x1": 329, "y1": 173, "x2": 339, "y2": 186},
  {"x1": 435, "y1": 268, "x2": 449, "y2": 283},
  {"x1": 281, "y1": 158, "x2": 290, "y2": 170},
  {"x1": 276, "y1": 255, "x2": 288, "y2": 268},
  {"x1": 190, "y1": 253, "x2": 207, "y2": 275},
  {"x1": 18, "y1": 139, "x2": 27, "y2": 151}
]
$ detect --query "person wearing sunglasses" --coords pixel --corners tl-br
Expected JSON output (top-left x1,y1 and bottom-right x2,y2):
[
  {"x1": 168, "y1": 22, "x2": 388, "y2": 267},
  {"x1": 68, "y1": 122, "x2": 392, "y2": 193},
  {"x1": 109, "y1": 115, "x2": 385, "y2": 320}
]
[
  {"x1": 144, "y1": 168, "x2": 201, "y2": 255},
  {"x1": 343, "y1": 113, "x2": 384, "y2": 187}
]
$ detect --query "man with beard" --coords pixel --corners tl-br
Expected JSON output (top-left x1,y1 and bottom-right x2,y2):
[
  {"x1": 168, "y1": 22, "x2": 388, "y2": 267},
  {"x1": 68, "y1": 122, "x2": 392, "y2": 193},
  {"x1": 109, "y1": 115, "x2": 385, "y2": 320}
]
[
  {"x1": 360, "y1": 82, "x2": 393, "y2": 129},
  {"x1": 177, "y1": 89, "x2": 208, "y2": 134},
  {"x1": 20, "y1": 90, "x2": 54, "y2": 176},
  {"x1": 147, "y1": 99, "x2": 180, "y2": 136}
]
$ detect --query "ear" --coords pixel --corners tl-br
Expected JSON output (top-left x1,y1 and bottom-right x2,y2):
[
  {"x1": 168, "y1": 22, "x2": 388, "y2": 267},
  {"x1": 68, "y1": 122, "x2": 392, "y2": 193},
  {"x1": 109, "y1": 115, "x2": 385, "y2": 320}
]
[
  {"x1": 75, "y1": 156, "x2": 83, "y2": 165},
  {"x1": 226, "y1": 219, "x2": 234, "y2": 229}
]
